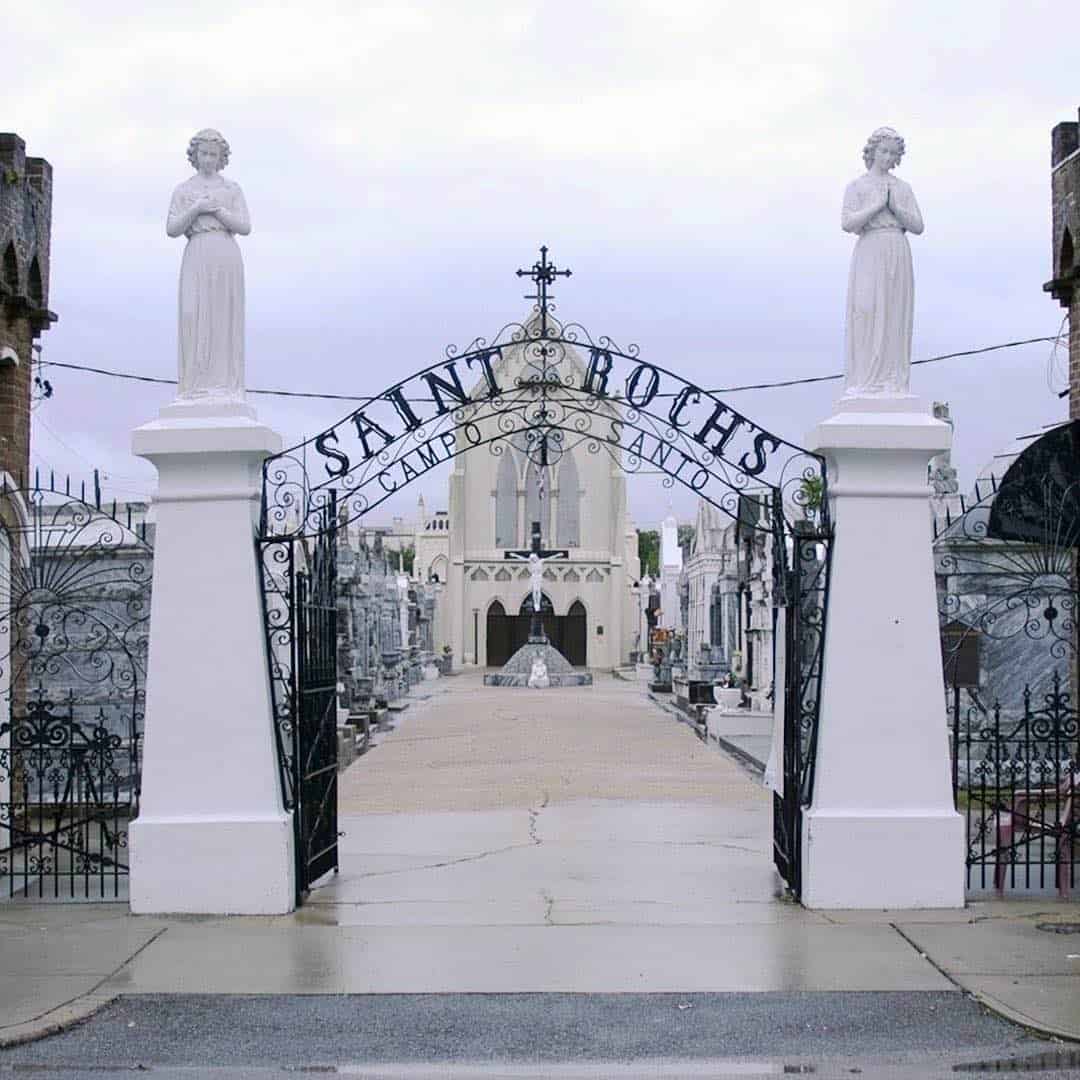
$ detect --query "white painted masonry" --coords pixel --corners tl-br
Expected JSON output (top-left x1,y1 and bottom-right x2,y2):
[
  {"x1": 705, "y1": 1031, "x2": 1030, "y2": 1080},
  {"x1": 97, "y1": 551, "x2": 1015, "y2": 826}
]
[
  {"x1": 129, "y1": 412, "x2": 294, "y2": 914},
  {"x1": 657, "y1": 514, "x2": 683, "y2": 631},
  {"x1": 800, "y1": 397, "x2": 964, "y2": 909}
]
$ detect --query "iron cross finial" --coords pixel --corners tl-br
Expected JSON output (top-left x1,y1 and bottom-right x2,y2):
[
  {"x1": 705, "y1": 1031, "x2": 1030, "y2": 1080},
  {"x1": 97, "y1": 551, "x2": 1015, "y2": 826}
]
[{"x1": 516, "y1": 245, "x2": 571, "y2": 335}]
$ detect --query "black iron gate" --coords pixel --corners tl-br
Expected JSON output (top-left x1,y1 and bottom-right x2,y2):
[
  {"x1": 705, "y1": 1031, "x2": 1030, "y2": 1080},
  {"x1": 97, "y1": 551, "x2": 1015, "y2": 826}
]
[
  {"x1": 0, "y1": 474, "x2": 150, "y2": 900},
  {"x1": 257, "y1": 246, "x2": 830, "y2": 906},
  {"x1": 259, "y1": 496, "x2": 339, "y2": 904},
  {"x1": 772, "y1": 523, "x2": 831, "y2": 899}
]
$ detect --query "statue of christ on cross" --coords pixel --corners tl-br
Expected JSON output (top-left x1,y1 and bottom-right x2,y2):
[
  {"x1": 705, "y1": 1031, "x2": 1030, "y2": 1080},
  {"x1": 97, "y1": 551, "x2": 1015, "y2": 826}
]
[{"x1": 505, "y1": 522, "x2": 568, "y2": 633}]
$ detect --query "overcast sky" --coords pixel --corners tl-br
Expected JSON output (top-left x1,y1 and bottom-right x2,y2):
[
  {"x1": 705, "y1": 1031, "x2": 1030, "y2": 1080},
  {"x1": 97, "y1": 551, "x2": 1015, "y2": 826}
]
[{"x1": 7, "y1": 1, "x2": 1075, "y2": 528}]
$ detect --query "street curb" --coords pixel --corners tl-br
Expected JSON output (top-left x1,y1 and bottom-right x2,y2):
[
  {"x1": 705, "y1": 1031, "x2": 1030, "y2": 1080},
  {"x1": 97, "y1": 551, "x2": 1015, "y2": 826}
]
[
  {"x1": 958, "y1": 983, "x2": 1080, "y2": 1046},
  {"x1": 0, "y1": 989, "x2": 117, "y2": 1049},
  {"x1": 711, "y1": 734, "x2": 766, "y2": 778},
  {"x1": 647, "y1": 690, "x2": 769, "y2": 780}
]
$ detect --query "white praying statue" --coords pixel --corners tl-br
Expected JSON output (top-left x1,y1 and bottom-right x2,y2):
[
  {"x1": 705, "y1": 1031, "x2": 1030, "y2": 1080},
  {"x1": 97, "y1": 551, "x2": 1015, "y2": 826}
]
[
  {"x1": 841, "y1": 126, "x2": 924, "y2": 397},
  {"x1": 166, "y1": 128, "x2": 251, "y2": 403}
]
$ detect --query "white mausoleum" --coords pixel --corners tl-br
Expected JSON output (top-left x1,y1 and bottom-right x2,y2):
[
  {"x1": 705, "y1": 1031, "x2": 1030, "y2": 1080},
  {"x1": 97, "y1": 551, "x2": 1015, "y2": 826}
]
[{"x1": 657, "y1": 513, "x2": 683, "y2": 631}]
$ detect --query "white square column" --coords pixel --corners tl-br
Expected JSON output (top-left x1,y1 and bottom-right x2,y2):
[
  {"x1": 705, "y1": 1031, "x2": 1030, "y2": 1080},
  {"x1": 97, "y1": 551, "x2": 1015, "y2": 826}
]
[
  {"x1": 129, "y1": 409, "x2": 295, "y2": 914},
  {"x1": 800, "y1": 400, "x2": 965, "y2": 909}
]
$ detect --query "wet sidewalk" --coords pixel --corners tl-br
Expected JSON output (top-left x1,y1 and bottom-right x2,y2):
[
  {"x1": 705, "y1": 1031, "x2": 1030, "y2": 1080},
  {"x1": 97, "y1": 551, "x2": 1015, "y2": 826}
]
[{"x1": 1, "y1": 673, "x2": 1078, "y2": 1047}]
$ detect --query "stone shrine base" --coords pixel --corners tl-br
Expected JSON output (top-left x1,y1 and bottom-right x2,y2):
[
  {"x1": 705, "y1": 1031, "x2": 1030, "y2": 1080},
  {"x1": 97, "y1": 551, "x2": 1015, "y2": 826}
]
[{"x1": 484, "y1": 638, "x2": 593, "y2": 687}]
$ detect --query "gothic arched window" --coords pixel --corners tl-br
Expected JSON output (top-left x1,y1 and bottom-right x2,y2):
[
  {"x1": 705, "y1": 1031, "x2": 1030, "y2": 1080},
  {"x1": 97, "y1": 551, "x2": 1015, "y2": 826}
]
[
  {"x1": 28, "y1": 256, "x2": 42, "y2": 306},
  {"x1": 495, "y1": 449, "x2": 518, "y2": 548},
  {"x1": 557, "y1": 451, "x2": 580, "y2": 547},
  {"x1": 3, "y1": 243, "x2": 17, "y2": 293}
]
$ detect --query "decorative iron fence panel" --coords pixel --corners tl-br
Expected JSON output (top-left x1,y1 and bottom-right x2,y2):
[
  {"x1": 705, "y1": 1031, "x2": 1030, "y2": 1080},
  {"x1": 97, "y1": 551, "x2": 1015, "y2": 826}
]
[
  {"x1": 937, "y1": 420, "x2": 1080, "y2": 894},
  {"x1": 0, "y1": 476, "x2": 150, "y2": 900},
  {"x1": 950, "y1": 674, "x2": 1077, "y2": 895}
]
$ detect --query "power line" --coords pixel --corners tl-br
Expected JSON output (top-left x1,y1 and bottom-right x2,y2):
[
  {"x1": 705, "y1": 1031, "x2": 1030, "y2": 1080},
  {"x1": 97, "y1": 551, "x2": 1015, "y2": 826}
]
[
  {"x1": 37, "y1": 334, "x2": 1064, "y2": 402},
  {"x1": 709, "y1": 336, "x2": 1064, "y2": 394}
]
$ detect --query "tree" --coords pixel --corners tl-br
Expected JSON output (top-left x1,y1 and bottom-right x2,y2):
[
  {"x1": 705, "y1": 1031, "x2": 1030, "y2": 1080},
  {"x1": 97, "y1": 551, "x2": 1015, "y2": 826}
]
[
  {"x1": 637, "y1": 530, "x2": 659, "y2": 577},
  {"x1": 398, "y1": 544, "x2": 415, "y2": 574}
]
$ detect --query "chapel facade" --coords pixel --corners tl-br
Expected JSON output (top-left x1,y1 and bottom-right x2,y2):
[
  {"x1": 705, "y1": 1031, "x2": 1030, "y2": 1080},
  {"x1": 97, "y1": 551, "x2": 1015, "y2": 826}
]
[{"x1": 430, "y1": 316, "x2": 641, "y2": 669}]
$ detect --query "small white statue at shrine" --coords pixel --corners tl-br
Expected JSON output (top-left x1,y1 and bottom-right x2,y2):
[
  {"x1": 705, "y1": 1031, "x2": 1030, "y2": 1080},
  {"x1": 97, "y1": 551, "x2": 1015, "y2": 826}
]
[
  {"x1": 841, "y1": 127, "x2": 924, "y2": 397},
  {"x1": 166, "y1": 128, "x2": 251, "y2": 403},
  {"x1": 527, "y1": 651, "x2": 550, "y2": 689}
]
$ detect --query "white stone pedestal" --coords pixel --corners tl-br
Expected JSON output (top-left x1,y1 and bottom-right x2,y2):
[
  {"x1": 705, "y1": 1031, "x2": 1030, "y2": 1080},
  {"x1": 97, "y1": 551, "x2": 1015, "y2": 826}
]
[
  {"x1": 800, "y1": 399, "x2": 964, "y2": 909},
  {"x1": 129, "y1": 412, "x2": 295, "y2": 914},
  {"x1": 714, "y1": 687, "x2": 742, "y2": 711}
]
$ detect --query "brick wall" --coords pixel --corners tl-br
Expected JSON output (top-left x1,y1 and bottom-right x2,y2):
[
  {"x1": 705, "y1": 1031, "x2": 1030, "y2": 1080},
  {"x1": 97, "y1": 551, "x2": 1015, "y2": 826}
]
[
  {"x1": 0, "y1": 309, "x2": 32, "y2": 483},
  {"x1": 0, "y1": 133, "x2": 56, "y2": 486},
  {"x1": 1046, "y1": 113, "x2": 1080, "y2": 419},
  {"x1": 1072, "y1": 296, "x2": 1080, "y2": 422}
]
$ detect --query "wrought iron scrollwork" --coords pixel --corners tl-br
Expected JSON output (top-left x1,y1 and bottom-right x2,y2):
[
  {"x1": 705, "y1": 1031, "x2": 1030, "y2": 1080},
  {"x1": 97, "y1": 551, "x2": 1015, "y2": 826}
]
[
  {"x1": 260, "y1": 251, "x2": 829, "y2": 544},
  {"x1": 256, "y1": 247, "x2": 833, "y2": 905},
  {"x1": 939, "y1": 422, "x2": 1080, "y2": 894},
  {"x1": 773, "y1": 525, "x2": 832, "y2": 898},
  {"x1": 0, "y1": 475, "x2": 150, "y2": 899},
  {"x1": 258, "y1": 497, "x2": 338, "y2": 902},
  {"x1": 952, "y1": 671, "x2": 1078, "y2": 895}
]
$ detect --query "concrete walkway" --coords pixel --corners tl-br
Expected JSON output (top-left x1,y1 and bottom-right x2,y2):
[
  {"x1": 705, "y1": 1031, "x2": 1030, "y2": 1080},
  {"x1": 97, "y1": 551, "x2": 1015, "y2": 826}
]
[{"x1": 0, "y1": 672, "x2": 1078, "y2": 1048}]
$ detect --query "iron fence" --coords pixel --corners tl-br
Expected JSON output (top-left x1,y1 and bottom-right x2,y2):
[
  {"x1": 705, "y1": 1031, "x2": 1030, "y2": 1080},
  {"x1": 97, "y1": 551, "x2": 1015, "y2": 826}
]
[
  {"x1": 950, "y1": 673, "x2": 1077, "y2": 895},
  {"x1": 0, "y1": 474, "x2": 150, "y2": 900}
]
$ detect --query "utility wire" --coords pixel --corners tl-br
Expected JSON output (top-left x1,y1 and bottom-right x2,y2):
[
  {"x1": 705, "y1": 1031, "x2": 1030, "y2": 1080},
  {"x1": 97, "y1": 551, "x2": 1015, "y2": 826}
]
[
  {"x1": 710, "y1": 336, "x2": 1063, "y2": 393},
  {"x1": 38, "y1": 334, "x2": 1064, "y2": 402}
]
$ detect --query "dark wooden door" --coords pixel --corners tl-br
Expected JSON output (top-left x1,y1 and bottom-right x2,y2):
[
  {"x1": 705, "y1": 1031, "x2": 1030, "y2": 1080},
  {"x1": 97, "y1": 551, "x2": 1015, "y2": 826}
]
[
  {"x1": 486, "y1": 601, "x2": 511, "y2": 666},
  {"x1": 563, "y1": 600, "x2": 587, "y2": 666}
]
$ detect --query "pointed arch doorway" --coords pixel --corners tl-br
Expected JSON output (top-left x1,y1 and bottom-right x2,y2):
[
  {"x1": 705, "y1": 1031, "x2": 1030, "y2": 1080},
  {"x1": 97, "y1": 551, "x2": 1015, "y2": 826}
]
[
  {"x1": 562, "y1": 599, "x2": 587, "y2": 666},
  {"x1": 484, "y1": 594, "x2": 587, "y2": 667}
]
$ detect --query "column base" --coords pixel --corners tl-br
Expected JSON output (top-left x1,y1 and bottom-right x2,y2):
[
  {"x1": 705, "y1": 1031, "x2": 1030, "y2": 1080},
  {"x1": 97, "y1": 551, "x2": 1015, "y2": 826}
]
[
  {"x1": 130, "y1": 814, "x2": 295, "y2": 915},
  {"x1": 800, "y1": 808, "x2": 965, "y2": 910}
]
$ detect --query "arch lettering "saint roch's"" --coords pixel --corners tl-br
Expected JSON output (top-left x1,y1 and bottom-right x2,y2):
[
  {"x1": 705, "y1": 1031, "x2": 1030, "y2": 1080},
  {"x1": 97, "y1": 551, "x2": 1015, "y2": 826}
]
[
  {"x1": 307, "y1": 347, "x2": 783, "y2": 498},
  {"x1": 262, "y1": 248, "x2": 824, "y2": 541}
]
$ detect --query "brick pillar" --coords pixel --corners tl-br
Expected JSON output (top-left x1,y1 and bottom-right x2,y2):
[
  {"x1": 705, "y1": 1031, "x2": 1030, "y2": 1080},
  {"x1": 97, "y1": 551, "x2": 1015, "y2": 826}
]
[
  {"x1": 0, "y1": 133, "x2": 56, "y2": 485},
  {"x1": 1071, "y1": 293, "x2": 1080, "y2": 422},
  {"x1": 0, "y1": 310, "x2": 32, "y2": 484}
]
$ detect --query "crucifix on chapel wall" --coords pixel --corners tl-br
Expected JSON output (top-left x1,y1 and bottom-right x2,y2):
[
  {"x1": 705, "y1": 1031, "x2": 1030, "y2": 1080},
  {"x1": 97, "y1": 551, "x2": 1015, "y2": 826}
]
[{"x1": 505, "y1": 521, "x2": 568, "y2": 616}]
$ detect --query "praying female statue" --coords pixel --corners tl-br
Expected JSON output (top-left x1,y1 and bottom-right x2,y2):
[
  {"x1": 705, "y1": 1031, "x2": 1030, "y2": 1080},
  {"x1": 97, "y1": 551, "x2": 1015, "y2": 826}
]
[
  {"x1": 841, "y1": 127, "x2": 924, "y2": 396},
  {"x1": 166, "y1": 129, "x2": 251, "y2": 402}
]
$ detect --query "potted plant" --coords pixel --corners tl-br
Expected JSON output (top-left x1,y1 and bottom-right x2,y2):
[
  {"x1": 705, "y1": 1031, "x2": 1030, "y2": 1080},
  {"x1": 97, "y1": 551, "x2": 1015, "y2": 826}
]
[{"x1": 796, "y1": 475, "x2": 825, "y2": 532}]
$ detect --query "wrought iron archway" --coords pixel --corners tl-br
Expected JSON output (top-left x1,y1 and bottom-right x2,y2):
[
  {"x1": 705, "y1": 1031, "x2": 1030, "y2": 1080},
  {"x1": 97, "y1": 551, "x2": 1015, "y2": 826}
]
[{"x1": 259, "y1": 247, "x2": 832, "y2": 901}]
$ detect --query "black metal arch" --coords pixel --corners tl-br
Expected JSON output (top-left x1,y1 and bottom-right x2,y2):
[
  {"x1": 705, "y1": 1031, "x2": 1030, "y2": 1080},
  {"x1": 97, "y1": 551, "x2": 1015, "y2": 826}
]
[
  {"x1": 260, "y1": 253, "x2": 828, "y2": 543},
  {"x1": 258, "y1": 248, "x2": 833, "y2": 905}
]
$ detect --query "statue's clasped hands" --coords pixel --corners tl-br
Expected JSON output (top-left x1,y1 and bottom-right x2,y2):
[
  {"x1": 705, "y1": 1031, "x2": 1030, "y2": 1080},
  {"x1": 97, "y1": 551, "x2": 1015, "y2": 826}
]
[
  {"x1": 193, "y1": 193, "x2": 224, "y2": 216},
  {"x1": 873, "y1": 181, "x2": 894, "y2": 214}
]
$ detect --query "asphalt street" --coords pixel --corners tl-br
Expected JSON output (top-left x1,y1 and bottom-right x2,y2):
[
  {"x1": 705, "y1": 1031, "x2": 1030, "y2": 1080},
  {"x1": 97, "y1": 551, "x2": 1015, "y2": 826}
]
[{"x1": 2, "y1": 992, "x2": 1079, "y2": 1078}]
